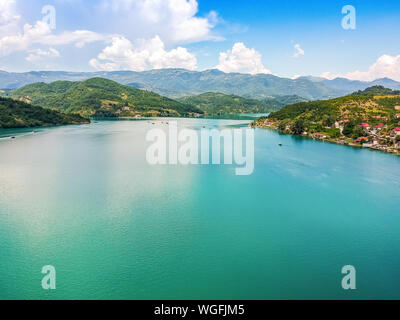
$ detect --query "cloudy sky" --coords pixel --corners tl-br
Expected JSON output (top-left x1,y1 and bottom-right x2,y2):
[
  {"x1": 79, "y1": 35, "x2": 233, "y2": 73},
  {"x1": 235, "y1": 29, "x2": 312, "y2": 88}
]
[{"x1": 1, "y1": 0, "x2": 400, "y2": 81}]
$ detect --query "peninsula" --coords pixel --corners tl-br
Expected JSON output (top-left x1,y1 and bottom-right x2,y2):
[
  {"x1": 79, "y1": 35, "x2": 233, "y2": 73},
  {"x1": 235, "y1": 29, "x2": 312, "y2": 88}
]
[{"x1": 252, "y1": 86, "x2": 400, "y2": 155}]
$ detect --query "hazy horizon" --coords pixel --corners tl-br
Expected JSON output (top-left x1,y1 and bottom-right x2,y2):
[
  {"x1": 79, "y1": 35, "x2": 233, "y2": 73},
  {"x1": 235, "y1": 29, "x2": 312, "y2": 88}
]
[{"x1": 0, "y1": 67, "x2": 399, "y2": 84}]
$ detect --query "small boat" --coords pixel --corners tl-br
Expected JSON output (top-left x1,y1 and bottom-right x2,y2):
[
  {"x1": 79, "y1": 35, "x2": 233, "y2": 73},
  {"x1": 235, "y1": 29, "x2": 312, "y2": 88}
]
[
  {"x1": 279, "y1": 143, "x2": 283, "y2": 146},
  {"x1": 11, "y1": 136, "x2": 16, "y2": 139}
]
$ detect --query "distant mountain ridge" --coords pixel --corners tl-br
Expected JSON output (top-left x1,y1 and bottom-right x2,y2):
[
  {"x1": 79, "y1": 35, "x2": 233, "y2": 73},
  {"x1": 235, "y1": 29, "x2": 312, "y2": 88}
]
[
  {"x1": 2, "y1": 69, "x2": 398, "y2": 101},
  {"x1": 300, "y1": 76, "x2": 400, "y2": 93}
]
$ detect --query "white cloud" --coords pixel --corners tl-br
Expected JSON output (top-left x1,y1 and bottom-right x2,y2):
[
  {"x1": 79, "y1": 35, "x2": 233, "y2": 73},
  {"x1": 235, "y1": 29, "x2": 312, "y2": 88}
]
[
  {"x1": 216, "y1": 42, "x2": 271, "y2": 75},
  {"x1": 98, "y1": 0, "x2": 220, "y2": 44},
  {"x1": 26, "y1": 48, "x2": 60, "y2": 63},
  {"x1": 293, "y1": 44, "x2": 304, "y2": 58},
  {"x1": 0, "y1": 20, "x2": 110, "y2": 57},
  {"x1": 0, "y1": 21, "x2": 50, "y2": 56},
  {"x1": 89, "y1": 35, "x2": 197, "y2": 71},
  {"x1": 0, "y1": 0, "x2": 218, "y2": 71},
  {"x1": 0, "y1": 0, "x2": 20, "y2": 37},
  {"x1": 321, "y1": 54, "x2": 400, "y2": 82}
]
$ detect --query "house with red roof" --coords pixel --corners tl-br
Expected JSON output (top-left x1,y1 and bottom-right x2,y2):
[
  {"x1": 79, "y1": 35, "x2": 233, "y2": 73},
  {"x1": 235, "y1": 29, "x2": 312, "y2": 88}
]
[
  {"x1": 355, "y1": 137, "x2": 369, "y2": 143},
  {"x1": 389, "y1": 127, "x2": 400, "y2": 137}
]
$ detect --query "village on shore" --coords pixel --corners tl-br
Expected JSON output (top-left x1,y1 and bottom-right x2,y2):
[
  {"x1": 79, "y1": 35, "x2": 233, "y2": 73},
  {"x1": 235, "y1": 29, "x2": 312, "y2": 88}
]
[{"x1": 253, "y1": 114, "x2": 400, "y2": 156}]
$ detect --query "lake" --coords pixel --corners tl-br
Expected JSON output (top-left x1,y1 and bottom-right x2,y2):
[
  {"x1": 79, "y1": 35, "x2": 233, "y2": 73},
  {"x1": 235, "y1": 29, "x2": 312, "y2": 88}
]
[{"x1": 0, "y1": 118, "x2": 399, "y2": 300}]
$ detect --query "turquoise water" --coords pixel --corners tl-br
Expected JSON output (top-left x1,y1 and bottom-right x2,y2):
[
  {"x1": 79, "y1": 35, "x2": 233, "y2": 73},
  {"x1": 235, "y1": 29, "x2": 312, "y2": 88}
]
[{"x1": 0, "y1": 119, "x2": 399, "y2": 300}]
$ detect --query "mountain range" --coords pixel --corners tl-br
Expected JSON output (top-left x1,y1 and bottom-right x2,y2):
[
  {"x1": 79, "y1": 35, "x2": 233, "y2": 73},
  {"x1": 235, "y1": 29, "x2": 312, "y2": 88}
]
[
  {"x1": 1, "y1": 69, "x2": 399, "y2": 101},
  {"x1": 299, "y1": 76, "x2": 400, "y2": 93}
]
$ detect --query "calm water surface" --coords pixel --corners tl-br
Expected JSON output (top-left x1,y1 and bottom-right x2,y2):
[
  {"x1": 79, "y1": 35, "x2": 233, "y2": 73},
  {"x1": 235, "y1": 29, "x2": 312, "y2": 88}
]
[{"x1": 0, "y1": 119, "x2": 399, "y2": 300}]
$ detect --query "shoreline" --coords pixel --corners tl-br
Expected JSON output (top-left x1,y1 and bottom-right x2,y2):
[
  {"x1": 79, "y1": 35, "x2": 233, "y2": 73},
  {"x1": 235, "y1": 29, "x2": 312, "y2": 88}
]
[
  {"x1": 93, "y1": 113, "x2": 264, "y2": 121},
  {"x1": 0, "y1": 116, "x2": 251, "y2": 137},
  {"x1": 252, "y1": 123, "x2": 400, "y2": 157},
  {"x1": 0, "y1": 120, "x2": 90, "y2": 131}
]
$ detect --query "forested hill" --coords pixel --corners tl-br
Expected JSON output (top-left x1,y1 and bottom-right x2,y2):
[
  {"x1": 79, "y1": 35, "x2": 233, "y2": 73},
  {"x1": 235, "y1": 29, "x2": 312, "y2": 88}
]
[
  {"x1": 179, "y1": 92, "x2": 279, "y2": 115},
  {"x1": 0, "y1": 97, "x2": 89, "y2": 129},
  {"x1": 266, "y1": 86, "x2": 400, "y2": 123},
  {"x1": 254, "y1": 86, "x2": 400, "y2": 141},
  {"x1": 178, "y1": 92, "x2": 307, "y2": 116},
  {"x1": 10, "y1": 78, "x2": 203, "y2": 118}
]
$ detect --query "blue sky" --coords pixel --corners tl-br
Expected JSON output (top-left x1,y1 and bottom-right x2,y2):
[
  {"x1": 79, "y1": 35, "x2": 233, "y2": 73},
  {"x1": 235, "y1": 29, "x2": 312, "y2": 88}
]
[{"x1": 1, "y1": 0, "x2": 400, "y2": 81}]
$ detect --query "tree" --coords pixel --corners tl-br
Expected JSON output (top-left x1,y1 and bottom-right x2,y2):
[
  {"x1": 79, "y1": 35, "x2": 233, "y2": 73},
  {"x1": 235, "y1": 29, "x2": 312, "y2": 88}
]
[
  {"x1": 343, "y1": 122, "x2": 355, "y2": 137},
  {"x1": 351, "y1": 127, "x2": 366, "y2": 139},
  {"x1": 327, "y1": 128, "x2": 341, "y2": 138},
  {"x1": 292, "y1": 119, "x2": 305, "y2": 135},
  {"x1": 324, "y1": 116, "x2": 336, "y2": 128},
  {"x1": 278, "y1": 119, "x2": 290, "y2": 132}
]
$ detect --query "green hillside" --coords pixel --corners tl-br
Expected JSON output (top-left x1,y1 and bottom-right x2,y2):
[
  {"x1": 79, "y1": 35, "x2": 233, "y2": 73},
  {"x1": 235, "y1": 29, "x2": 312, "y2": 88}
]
[
  {"x1": 265, "y1": 86, "x2": 399, "y2": 125},
  {"x1": 179, "y1": 92, "x2": 277, "y2": 115},
  {"x1": 352, "y1": 85, "x2": 400, "y2": 96},
  {"x1": 0, "y1": 97, "x2": 89, "y2": 129},
  {"x1": 270, "y1": 95, "x2": 308, "y2": 106},
  {"x1": 178, "y1": 92, "x2": 307, "y2": 116},
  {"x1": 10, "y1": 78, "x2": 203, "y2": 118},
  {"x1": 253, "y1": 86, "x2": 400, "y2": 140}
]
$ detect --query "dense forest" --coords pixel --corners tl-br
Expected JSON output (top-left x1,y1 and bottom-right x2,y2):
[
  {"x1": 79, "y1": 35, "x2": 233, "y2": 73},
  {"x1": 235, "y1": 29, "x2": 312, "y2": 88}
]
[
  {"x1": 0, "y1": 97, "x2": 89, "y2": 129},
  {"x1": 10, "y1": 78, "x2": 203, "y2": 118},
  {"x1": 179, "y1": 92, "x2": 307, "y2": 116}
]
